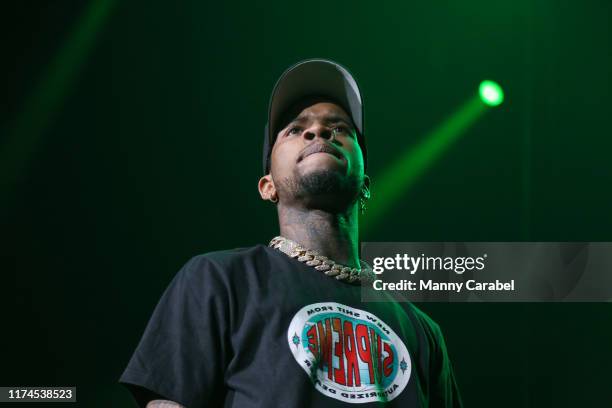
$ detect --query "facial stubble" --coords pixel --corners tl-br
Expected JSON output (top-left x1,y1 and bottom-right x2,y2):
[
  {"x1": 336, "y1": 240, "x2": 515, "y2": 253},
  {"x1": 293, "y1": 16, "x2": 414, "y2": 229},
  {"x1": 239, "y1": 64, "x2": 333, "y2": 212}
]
[{"x1": 275, "y1": 167, "x2": 363, "y2": 212}]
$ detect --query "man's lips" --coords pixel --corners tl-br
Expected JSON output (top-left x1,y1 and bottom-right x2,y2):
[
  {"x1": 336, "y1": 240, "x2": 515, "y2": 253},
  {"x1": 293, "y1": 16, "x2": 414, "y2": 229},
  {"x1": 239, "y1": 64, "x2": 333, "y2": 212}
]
[{"x1": 298, "y1": 143, "x2": 344, "y2": 163}]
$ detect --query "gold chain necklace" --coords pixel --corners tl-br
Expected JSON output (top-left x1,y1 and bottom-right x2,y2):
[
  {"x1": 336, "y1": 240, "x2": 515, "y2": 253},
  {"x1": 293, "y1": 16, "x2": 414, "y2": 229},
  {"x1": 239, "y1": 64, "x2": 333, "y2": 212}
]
[{"x1": 269, "y1": 236, "x2": 374, "y2": 284}]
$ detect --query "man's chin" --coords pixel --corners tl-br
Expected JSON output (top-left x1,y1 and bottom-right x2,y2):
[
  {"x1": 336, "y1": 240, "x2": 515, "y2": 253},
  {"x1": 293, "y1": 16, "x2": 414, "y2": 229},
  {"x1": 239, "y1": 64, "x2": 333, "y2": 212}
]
[
  {"x1": 297, "y1": 168, "x2": 343, "y2": 192},
  {"x1": 301, "y1": 166, "x2": 342, "y2": 177},
  {"x1": 293, "y1": 167, "x2": 360, "y2": 206},
  {"x1": 297, "y1": 158, "x2": 346, "y2": 178}
]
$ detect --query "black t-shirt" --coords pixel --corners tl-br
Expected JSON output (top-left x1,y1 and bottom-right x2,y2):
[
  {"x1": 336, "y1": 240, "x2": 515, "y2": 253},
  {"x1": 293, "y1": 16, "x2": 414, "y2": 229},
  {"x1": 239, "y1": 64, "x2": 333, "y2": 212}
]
[{"x1": 119, "y1": 244, "x2": 462, "y2": 407}]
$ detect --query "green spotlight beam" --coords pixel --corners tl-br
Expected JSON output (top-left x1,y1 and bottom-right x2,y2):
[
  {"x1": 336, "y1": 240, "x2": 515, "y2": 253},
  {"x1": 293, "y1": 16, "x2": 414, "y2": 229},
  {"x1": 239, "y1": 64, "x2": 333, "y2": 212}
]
[
  {"x1": 1, "y1": 0, "x2": 116, "y2": 196},
  {"x1": 362, "y1": 91, "x2": 501, "y2": 233}
]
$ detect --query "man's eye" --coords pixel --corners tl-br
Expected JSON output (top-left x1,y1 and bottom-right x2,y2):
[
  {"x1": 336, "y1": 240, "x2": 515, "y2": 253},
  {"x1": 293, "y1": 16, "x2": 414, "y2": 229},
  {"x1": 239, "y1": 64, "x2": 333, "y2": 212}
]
[
  {"x1": 332, "y1": 126, "x2": 353, "y2": 136},
  {"x1": 287, "y1": 127, "x2": 302, "y2": 136}
]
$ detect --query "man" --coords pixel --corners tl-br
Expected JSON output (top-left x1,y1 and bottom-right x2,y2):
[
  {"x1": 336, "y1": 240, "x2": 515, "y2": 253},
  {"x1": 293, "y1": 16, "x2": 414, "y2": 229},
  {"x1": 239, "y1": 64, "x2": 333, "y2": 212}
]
[{"x1": 119, "y1": 59, "x2": 463, "y2": 407}]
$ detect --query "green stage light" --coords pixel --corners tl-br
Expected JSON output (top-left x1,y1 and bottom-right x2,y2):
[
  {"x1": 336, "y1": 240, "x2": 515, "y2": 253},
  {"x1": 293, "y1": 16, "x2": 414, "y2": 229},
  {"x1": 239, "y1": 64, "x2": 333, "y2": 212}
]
[
  {"x1": 361, "y1": 81, "x2": 506, "y2": 234},
  {"x1": 361, "y1": 96, "x2": 487, "y2": 233},
  {"x1": 1, "y1": 0, "x2": 116, "y2": 201},
  {"x1": 479, "y1": 80, "x2": 504, "y2": 106}
]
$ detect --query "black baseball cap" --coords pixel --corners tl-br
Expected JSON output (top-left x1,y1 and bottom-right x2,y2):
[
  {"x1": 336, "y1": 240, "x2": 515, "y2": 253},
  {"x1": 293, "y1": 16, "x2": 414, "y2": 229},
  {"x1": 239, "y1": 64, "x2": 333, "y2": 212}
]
[{"x1": 262, "y1": 59, "x2": 366, "y2": 174}]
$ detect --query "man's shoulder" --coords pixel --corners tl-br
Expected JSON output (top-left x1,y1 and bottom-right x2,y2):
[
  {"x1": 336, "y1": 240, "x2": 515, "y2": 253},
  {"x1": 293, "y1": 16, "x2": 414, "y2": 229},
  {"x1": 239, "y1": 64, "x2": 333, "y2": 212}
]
[
  {"x1": 193, "y1": 243, "x2": 273, "y2": 267},
  {"x1": 178, "y1": 243, "x2": 273, "y2": 281},
  {"x1": 401, "y1": 302, "x2": 443, "y2": 341}
]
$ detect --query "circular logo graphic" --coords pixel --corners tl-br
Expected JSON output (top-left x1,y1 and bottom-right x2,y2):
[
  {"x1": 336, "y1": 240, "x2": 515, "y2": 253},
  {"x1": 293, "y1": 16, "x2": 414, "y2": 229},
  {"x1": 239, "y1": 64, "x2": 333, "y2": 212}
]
[{"x1": 287, "y1": 302, "x2": 411, "y2": 403}]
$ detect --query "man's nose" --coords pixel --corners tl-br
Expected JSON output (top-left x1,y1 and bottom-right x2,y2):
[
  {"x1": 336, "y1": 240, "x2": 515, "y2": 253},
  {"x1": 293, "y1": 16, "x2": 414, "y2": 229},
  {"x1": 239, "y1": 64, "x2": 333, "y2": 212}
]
[{"x1": 303, "y1": 124, "x2": 333, "y2": 141}]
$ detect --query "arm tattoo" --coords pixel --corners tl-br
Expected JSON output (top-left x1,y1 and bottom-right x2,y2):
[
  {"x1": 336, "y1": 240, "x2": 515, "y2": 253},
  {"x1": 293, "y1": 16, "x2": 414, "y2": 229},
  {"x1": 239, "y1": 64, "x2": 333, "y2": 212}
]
[{"x1": 146, "y1": 400, "x2": 185, "y2": 408}]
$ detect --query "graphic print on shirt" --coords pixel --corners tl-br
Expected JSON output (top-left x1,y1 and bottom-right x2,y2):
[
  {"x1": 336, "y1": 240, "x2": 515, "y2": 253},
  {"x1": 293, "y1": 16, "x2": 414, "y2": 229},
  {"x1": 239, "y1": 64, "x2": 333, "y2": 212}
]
[{"x1": 287, "y1": 302, "x2": 411, "y2": 404}]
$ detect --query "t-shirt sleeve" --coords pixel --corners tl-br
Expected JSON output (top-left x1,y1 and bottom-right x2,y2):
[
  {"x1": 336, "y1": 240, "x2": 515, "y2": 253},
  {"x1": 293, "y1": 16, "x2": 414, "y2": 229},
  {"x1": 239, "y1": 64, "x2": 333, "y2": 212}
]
[
  {"x1": 427, "y1": 322, "x2": 463, "y2": 408},
  {"x1": 119, "y1": 256, "x2": 231, "y2": 408}
]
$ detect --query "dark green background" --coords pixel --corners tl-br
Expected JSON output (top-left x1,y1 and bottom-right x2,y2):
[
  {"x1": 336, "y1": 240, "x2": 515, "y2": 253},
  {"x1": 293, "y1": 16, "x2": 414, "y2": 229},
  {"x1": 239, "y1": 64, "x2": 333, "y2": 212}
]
[{"x1": 2, "y1": 1, "x2": 611, "y2": 407}]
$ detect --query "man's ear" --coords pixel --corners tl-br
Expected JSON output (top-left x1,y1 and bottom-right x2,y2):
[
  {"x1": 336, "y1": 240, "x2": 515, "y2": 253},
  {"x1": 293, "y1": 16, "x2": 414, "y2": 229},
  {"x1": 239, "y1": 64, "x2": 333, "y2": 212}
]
[
  {"x1": 361, "y1": 174, "x2": 371, "y2": 199},
  {"x1": 258, "y1": 174, "x2": 278, "y2": 202}
]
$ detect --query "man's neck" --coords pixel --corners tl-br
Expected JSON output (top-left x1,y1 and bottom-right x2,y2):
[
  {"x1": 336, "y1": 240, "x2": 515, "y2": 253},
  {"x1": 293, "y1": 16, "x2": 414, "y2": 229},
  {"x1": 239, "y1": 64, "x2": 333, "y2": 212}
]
[{"x1": 277, "y1": 204, "x2": 360, "y2": 268}]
